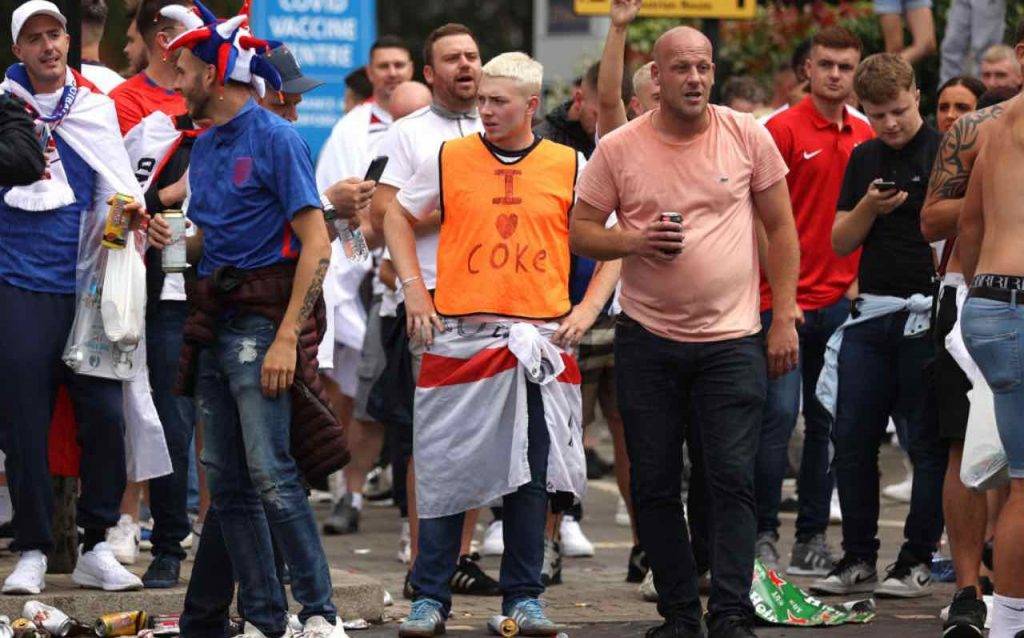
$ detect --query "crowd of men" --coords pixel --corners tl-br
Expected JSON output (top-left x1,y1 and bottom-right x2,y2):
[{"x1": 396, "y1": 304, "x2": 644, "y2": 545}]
[{"x1": 2, "y1": 0, "x2": 1024, "y2": 636}]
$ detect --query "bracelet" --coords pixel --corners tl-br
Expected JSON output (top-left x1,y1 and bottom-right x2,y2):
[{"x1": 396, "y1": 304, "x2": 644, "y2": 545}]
[{"x1": 400, "y1": 276, "x2": 421, "y2": 289}]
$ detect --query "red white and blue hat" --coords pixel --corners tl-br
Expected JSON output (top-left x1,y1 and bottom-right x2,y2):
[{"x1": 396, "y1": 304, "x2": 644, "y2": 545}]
[{"x1": 160, "y1": 0, "x2": 282, "y2": 97}]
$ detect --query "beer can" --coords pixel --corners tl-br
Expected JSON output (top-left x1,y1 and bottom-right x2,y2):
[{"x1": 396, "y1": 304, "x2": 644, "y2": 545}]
[
  {"x1": 23, "y1": 602, "x2": 71, "y2": 637},
  {"x1": 660, "y1": 212, "x2": 683, "y2": 225},
  {"x1": 94, "y1": 612, "x2": 149, "y2": 638},
  {"x1": 102, "y1": 194, "x2": 135, "y2": 250},
  {"x1": 160, "y1": 210, "x2": 188, "y2": 273},
  {"x1": 149, "y1": 616, "x2": 178, "y2": 637},
  {"x1": 11, "y1": 619, "x2": 39, "y2": 638},
  {"x1": 486, "y1": 615, "x2": 518, "y2": 637}
]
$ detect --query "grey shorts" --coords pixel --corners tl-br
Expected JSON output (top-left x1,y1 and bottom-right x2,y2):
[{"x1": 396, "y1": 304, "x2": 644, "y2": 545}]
[{"x1": 353, "y1": 298, "x2": 387, "y2": 422}]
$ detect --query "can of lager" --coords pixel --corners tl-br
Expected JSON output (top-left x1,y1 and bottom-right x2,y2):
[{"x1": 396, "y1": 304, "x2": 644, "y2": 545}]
[
  {"x1": 160, "y1": 210, "x2": 188, "y2": 273},
  {"x1": 11, "y1": 619, "x2": 39, "y2": 638},
  {"x1": 660, "y1": 212, "x2": 683, "y2": 225},
  {"x1": 102, "y1": 194, "x2": 135, "y2": 250},
  {"x1": 486, "y1": 615, "x2": 518, "y2": 637},
  {"x1": 94, "y1": 612, "x2": 149, "y2": 638},
  {"x1": 22, "y1": 602, "x2": 71, "y2": 637}
]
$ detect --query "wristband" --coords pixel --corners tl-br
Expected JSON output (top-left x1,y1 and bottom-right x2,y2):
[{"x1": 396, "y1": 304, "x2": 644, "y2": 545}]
[{"x1": 400, "y1": 276, "x2": 421, "y2": 290}]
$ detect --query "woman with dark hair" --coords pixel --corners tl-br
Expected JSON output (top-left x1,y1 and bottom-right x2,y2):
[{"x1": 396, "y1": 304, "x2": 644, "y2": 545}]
[{"x1": 936, "y1": 75, "x2": 986, "y2": 133}]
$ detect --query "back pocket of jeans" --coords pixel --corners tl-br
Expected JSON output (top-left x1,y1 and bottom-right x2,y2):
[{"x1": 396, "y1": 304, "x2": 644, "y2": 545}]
[{"x1": 966, "y1": 332, "x2": 1023, "y2": 392}]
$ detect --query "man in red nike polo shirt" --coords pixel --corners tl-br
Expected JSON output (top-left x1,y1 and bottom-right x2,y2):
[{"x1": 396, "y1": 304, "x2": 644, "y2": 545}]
[{"x1": 756, "y1": 25, "x2": 875, "y2": 577}]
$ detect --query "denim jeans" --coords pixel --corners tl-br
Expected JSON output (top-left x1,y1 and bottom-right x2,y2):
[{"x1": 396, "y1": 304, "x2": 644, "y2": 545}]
[
  {"x1": 939, "y1": 0, "x2": 1007, "y2": 84},
  {"x1": 411, "y1": 380, "x2": 550, "y2": 616},
  {"x1": 180, "y1": 507, "x2": 288, "y2": 638},
  {"x1": 0, "y1": 282, "x2": 125, "y2": 552},
  {"x1": 757, "y1": 300, "x2": 847, "y2": 540},
  {"x1": 615, "y1": 314, "x2": 766, "y2": 628},
  {"x1": 147, "y1": 301, "x2": 195, "y2": 560},
  {"x1": 195, "y1": 313, "x2": 335, "y2": 635},
  {"x1": 832, "y1": 312, "x2": 947, "y2": 563},
  {"x1": 962, "y1": 296, "x2": 1024, "y2": 478}
]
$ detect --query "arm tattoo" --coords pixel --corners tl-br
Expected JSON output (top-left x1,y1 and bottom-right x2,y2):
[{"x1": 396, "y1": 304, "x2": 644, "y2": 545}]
[
  {"x1": 294, "y1": 257, "x2": 330, "y2": 338},
  {"x1": 927, "y1": 103, "x2": 1005, "y2": 200}
]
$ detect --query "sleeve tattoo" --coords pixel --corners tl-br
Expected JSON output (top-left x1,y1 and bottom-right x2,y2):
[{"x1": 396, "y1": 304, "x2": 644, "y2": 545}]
[
  {"x1": 294, "y1": 257, "x2": 330, "y2": 338},
  {"x1": 927, "y1": 104, "x2": 1005, "y2": 200}
]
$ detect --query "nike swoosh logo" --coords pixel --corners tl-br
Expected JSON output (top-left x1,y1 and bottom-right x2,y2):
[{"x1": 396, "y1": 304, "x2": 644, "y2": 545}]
[
  {"x1": 915, "y1": 574, "x2": 930, "y2": 586},
  {"x1": 803, "y1": 150, "x2": 823, "y2": 160}
]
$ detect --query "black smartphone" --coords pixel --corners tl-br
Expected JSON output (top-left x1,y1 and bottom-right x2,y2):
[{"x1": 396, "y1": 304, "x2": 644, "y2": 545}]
[
  {"x1": 364, "y1": 155, "x2": 389, "y2": 183},
  {"x1": 875, "y1": 180, "x2": 897, "y2": 191}
]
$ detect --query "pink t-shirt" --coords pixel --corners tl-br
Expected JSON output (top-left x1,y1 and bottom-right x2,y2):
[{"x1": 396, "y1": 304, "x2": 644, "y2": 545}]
[{"x1": 576, "y1": 106, "x2": 788, "y2": 343}]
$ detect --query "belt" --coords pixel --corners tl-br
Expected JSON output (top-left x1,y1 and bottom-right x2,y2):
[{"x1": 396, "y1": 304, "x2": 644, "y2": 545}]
[{"x1": 968, "y1": 287, "x2": 1023, "y2": 304}]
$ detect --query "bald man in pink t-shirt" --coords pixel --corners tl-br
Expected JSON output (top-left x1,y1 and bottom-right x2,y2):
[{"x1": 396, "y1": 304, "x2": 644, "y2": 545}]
[{"x1": 570, "y1": 26, "x2": 800, "y2": 638}]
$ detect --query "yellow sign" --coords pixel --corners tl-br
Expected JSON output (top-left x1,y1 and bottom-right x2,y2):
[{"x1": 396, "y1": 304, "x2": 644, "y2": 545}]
[{"x1": 574, "y1": 0, "x2": 756, "y2": 20}]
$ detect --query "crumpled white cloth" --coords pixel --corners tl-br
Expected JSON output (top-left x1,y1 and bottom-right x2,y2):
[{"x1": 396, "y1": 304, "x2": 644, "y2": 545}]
[{"x1": 508, "y1": 323, "x2": 566, "y2": 385}]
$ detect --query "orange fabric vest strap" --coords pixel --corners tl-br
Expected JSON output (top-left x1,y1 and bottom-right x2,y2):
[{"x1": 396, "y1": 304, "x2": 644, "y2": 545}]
[{"x1": 435, "y1": 134, "x2": 577, "y2": 319}]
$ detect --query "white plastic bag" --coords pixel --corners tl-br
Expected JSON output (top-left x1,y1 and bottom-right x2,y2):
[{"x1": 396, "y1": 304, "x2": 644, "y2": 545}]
[
  {"x1": 101, "y1": 241, "x2": 145, "y2": 346},
  {"x1": 960, "y1": 381, "x2": 1010, "y2": 490}
]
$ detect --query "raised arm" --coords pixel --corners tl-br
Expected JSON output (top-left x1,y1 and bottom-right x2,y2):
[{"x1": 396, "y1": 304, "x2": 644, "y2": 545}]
[
  {"x1": 597, "y1": 0, "x2": 641, "y2": 137},
  {"x1": 921, "y1": 104, "x2": 1003, "y2": 241}
]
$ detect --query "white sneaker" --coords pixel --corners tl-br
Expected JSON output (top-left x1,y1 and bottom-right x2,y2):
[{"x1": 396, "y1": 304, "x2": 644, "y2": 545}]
[
  {"x1": 829, "y1": 490, "x2": 843, "y2": 523},
  {"x1": 106, "y1": 514, "x2": 140, "y2": 565},
  {"x1": 559, "y1": 517, "x2": 595, "y2": 557},
  {"x1": 874, "y1": 560, "x2": 932, "y2": 598},
  {"x1": 302, "y1": 615, "x2": 348, "y2": 638},
  {"x1": 639, "y1": 570, "x2": 658, "y2": 602},
  {"x1": 614, "y1": 496, "x2": 630, "y2": 527},
  {"x1": 882, "y1": 474, "x2": 913, "y2": 503},
  {"x1": 481, "y1": 520, "x2": 504, "y2": 557},
  {"x1": 810, "y1": 557, "x2": 877, "y2": 595},
  {"x1": 396, "y1": 521, "x2": 411, "y2": 564},
  {"x1": 180, "y1": 532, "x2": 194, "y2": 550},
  {"x1": 2, "y1": 551, "x2": 46, "y2": 594},
  {"x1": 72, "y1": 542, "x2": 144, "y2": 591}
]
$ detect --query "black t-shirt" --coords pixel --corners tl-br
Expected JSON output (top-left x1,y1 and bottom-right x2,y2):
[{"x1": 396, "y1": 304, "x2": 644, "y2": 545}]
[{"x1": 836, "y1": 123, "x2": 940, "y2": 298}]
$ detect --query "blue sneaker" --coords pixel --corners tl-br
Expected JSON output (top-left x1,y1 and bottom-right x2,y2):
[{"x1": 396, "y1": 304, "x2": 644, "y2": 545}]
[
  {"x1": 507, "y1": 598, "x2": 560, "y2": 637},
  {"x1": 398, "y1": 598, "x2": 445, "y2": 637}
]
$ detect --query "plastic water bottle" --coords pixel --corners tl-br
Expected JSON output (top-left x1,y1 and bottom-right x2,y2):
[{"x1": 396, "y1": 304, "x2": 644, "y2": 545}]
[{"x1": 334, "y1": 219, "x2": 369, "y2": 263}]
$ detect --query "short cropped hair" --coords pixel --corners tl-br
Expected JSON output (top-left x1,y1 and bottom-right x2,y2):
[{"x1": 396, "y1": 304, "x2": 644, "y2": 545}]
[
  {"x1": 632, "y1": 61, "x2": 654, "y2": 95},
  {"x1": 854, "y1": 53, "x2": 916, "y2": 105},
  {"x1": 482, "y1": 52, "x2": 543, "y2": 96},
  {"x1": 811, "y1": 25, "x2": 862, "y2": 54},
  {"x1": 345, "y1": 66, "x2": 372, "y2": 102},
  {"x1": 982, "y1": 44, "x2": 1016, "y2": 65},
  {"x1": 721, "y1": 76, "x2": 766, "y2": 106},
  {"x1": 136, "y1": 0, "x2": 191, "y2": 46},
  {"x1": 82, "y1": 0, "x2": 108, "y2": 28},
  {"x1": 583, "y1": 62, "x2": 599, "y2": 91},
  {"x1": 422, "y1": 23, "x2": 478, "y2": 67},
  {"x1": 1016, "y1": 17, "x2": 1024, "y2": 46},
  {"x1": 370, "y1": 35, "x2": 412, "y2": 62},
  {"x1": 978, "y1": 85, "x2": 1019, "y2": 109}
]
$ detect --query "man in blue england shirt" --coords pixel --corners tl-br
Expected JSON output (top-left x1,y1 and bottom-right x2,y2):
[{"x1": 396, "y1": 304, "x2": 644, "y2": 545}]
[
  {"x1": 0, "y1": 0, "x2": 146, "y2": 595},
  {"x1": 155, "y1": 4, "x2": 343, "y2": 637}
]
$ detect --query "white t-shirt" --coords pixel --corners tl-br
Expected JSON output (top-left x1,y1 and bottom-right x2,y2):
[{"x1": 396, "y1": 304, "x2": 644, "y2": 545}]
[
  {"x1": 378, "y1": 105, "x2": 484, "y2": 290},
  {"x1": 82, "y1": 62, "x2": 124, "y2": 94}
]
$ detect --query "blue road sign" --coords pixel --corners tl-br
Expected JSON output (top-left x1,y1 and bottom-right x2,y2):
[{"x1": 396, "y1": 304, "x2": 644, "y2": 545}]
[{"x1": 250, "y1": 0, "x2": 376, "y2": 160}]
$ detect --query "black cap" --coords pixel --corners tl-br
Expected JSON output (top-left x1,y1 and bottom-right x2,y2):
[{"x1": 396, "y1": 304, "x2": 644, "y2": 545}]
[{"x1": 267, "y1": 45, "x2": 323, "y2": 94}]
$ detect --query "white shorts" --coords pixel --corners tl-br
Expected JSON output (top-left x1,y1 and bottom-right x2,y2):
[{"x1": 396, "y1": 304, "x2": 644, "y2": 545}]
[{"x1": 330, "y1": 344, "x2": 361, "y2": 399}]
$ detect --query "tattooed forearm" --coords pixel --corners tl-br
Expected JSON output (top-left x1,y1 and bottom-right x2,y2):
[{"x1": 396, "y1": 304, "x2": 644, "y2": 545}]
[
  {"x1": 927, "y1": 103, "x2": 1005, "y2": 200},
  {"x1": 293, "y1": 257, "x2": 330, "y2": 338}
]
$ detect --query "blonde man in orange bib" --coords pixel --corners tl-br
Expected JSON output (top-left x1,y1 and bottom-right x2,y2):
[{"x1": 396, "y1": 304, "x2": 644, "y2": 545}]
[{"x1": 383, "y1": 52, "x2": 587, "y2": 638}]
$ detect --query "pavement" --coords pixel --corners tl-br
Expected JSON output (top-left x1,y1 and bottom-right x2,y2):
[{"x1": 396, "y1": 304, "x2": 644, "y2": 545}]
[{"x1": 0, "y1": 435, "x2": 956, "y2": 637}]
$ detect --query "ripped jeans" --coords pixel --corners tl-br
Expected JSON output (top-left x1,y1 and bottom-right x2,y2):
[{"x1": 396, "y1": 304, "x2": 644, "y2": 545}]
[{"x1": 193, "y1": 313, "x2": 335, "y2": 636}]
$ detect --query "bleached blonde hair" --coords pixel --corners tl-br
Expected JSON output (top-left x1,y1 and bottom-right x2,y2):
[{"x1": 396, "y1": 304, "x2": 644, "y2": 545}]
[
  {"x1": 632, "y1": 61, "x2": 655, "y2": 95},
  {"x1": 482, "y1": 52, "x2": 543, "y2": 96}
]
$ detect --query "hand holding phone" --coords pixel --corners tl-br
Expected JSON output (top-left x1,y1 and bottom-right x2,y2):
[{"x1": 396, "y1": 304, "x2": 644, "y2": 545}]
[{"x1": 364, "y1": 155, "x2": 389, "y2": 183}]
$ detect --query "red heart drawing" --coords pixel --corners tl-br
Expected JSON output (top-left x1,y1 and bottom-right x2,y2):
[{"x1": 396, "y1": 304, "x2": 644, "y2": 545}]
[{"x1": 496, "y1": 213, "x2": 518, "y2": 240}]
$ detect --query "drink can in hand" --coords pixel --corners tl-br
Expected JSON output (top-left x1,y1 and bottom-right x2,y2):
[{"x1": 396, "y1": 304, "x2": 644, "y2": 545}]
[
  {"x1": 161, "y1": 210, "x2": 188, "y2": 273},
  {"x1": 102, "y1": 194, "x2": 134, "y2": 250}
]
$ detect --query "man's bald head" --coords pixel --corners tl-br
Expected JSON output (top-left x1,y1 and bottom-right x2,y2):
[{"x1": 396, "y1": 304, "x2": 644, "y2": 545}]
[
  {"x1": 653, "y1": 26, "x2": 713, "y2": 65},
  {"x1": 388, "y1": 81, "x2": 433, "y2": 120}
]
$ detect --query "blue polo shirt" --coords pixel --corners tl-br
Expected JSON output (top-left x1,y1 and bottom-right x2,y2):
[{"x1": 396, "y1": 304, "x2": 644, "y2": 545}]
[{"x1": 188, "y1": 99, "x2": 320, "y2": 278}]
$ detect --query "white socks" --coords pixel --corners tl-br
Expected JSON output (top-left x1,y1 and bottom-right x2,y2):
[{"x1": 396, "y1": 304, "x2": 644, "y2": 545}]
[
  {"x1": 991, "y1": 594, "x2": 1024, "y2": 638},
  {"x1": 350, "y1": 493, "x2": 364, "y2": 511}
]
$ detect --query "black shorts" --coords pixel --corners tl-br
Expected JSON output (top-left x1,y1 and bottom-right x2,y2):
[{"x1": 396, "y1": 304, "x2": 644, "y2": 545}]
[{"x1": 925, "y1": 287, "x2": 972, "y2": 441}]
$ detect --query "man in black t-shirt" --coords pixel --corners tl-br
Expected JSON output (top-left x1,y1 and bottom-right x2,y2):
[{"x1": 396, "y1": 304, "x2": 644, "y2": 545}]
[{"x1": 809, "y1": 53, "x2": 948, "y2": 600}]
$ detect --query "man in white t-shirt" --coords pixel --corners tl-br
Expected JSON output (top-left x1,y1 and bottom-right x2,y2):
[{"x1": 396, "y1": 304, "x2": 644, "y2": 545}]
[
  {"x1": 368, "y1": 23, "x2": 502, "y2": 599},
  {"x1": 315, "y1": 36, "x2": 413, "y2": 537},
  {"x1": 79, "y1": 0, "x2": 124, "y2": 93}
]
